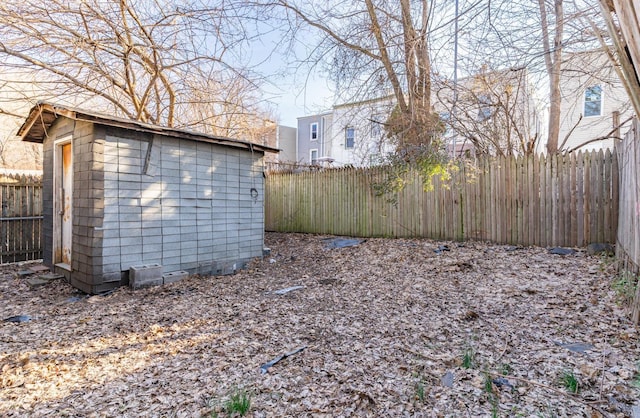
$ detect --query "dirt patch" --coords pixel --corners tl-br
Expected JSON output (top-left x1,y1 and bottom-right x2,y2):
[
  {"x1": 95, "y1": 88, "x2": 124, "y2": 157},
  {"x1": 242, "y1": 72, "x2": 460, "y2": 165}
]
[{"x1": 0, "y1": 233, "x2": 638, "y2": 417}]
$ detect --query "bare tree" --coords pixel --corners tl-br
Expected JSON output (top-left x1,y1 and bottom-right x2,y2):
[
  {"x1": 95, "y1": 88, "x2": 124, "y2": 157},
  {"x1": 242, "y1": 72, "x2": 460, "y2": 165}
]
[
  {"x1": 258, "y1": 0, "x2": 442, "y2": 155},
  {"x1": 454, "y1": 0, "x2": 617, "y2": 154},
  {"x1": 435, "y1": 66, "x2": 541, "y2": 156},
  {"x1": 0, "y1": 0, "x2": 271, "y2": 139},
  {"x1": 260, "y1": 0, "x2": 613, "y2": 158},
  {"x1": 0, "y1": 76, "x2": 43, "y2": 169},
  {"x1": 182, "y1": 67, "x2": 279, "y2": 143}
]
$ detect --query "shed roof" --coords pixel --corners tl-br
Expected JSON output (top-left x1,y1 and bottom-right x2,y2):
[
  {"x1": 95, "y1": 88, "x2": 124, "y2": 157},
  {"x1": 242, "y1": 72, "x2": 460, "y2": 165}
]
[{"x1": 18, "y1": 102, "x2": 279, "y2": 154}]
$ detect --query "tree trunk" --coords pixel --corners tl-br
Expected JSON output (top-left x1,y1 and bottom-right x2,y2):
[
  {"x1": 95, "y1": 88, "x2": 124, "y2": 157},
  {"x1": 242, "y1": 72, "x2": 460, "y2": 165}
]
[
  {"x1": 547, "y1": 71, "x2": 561, "y2": 153},
  {"x1": 539, "y1": 0, "x2": 564, "y2": 154}
]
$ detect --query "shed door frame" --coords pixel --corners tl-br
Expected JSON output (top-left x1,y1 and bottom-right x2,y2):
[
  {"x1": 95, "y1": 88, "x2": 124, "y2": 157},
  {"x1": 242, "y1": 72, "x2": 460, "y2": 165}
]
[{"x1": 53, "y1": 136, "x2": 73, "y2": 270}]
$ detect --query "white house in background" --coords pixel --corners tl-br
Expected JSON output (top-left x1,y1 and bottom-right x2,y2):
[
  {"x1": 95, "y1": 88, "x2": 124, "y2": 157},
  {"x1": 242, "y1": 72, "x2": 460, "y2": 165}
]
[
  {"x1": 257, "y1": 121, "x2": 297, "y2": 165},
  {"x1": 274, "y1": 125, "x2": 297, "y2": 163},
  {"x1": 296, "y1": 96, "x2": 396, "y2": 167},
  {"x1": 296, "y1": 68, "x2": 544, "y2": 165},
  {"x1": 329, "y1": 97, "x2": 396, "y2": 166},
  {"x1": 296, "y1": 111, "x2": 334, "y2": 165},
  {"x1": 558, "y1": 49, "x2": 634, "y2": 152},
  {"x1": 434, "y1": 67, "x2": 545, "y2": 156}
]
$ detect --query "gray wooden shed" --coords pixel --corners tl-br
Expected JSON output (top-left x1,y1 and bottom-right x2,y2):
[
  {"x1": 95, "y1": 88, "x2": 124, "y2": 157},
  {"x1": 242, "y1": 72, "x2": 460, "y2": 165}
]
[{"x1": 18, "y1": 102, "x2": 277, "y2": 294}]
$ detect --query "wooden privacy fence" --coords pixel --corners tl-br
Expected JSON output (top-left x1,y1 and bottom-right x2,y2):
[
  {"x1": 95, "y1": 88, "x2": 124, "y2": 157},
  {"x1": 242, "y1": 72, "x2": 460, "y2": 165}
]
[
  {"x1": 265, "y1": 151, "x2": 618, "y2": 247},
  {"x1": 0, "y1": 174, "x2": 42, "y2": 263},
  {"x1": 616, "y1": 120, "x2": 640, "y2": 323}
]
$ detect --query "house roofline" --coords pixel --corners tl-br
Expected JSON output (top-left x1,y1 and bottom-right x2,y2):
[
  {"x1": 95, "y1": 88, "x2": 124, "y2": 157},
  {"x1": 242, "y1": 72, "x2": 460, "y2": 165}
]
[
  {"x1": 297, "y1": 111, "x2": 333, "y2": 120},
  {"x1": 18, "y1": 102, "x2": 280, "y2": 154},
  {"x1": 332, "y1": 94, "x2": 395, "y2": 110}
]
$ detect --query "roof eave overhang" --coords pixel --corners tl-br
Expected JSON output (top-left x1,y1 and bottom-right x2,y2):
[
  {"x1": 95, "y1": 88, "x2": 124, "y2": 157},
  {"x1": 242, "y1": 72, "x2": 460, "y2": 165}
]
[{"x1": 18, "y1": 102, "x2": 280, "y2": 154}]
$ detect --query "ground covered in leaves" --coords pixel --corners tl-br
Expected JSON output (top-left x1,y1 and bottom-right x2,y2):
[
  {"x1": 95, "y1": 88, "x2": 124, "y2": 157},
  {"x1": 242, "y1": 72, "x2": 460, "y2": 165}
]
[{"x1": 1, "y1": 233, "x2": 639, "y2": 417}]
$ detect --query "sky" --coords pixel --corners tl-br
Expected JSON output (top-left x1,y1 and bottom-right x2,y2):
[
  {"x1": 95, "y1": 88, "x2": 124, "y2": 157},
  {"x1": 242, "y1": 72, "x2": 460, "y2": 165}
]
[
  {"x1": 241, "y1": 17, "x2": 337, "y2": 128},
  {"x1": 266, "y1": 71, "x2": 334, "y2": 128}
]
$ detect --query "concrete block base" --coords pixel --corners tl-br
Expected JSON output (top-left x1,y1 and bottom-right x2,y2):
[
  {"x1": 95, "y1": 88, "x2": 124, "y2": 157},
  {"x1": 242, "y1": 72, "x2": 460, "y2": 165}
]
[
  {"x1": 130, "y1": 263, "x2": 163, "y2": 289},
  {"x1": 163, "y1": 271, "x2": 189, "y2": 284}
]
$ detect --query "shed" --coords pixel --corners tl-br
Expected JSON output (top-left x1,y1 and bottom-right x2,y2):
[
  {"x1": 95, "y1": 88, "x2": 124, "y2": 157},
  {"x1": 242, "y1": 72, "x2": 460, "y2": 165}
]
[{"x1": 18, "y1": 102, "x2": 278, "y2": 294}]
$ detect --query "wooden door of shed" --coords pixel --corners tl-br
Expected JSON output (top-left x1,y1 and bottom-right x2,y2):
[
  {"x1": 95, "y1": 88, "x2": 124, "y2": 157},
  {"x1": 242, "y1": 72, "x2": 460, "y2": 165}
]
[{"x1": 54, "y1": 140, "x2": 72, "y2": 269}]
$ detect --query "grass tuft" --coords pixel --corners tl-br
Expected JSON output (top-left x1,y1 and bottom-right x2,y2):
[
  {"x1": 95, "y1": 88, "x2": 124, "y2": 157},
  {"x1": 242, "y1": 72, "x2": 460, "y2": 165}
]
[
  {"x1": 633, "y1": 362, "x2": 640, "y2": 389},
  {"x1": 483, "y1": 372, "x2": 494, "y2": 394},
  {"x1": 224, "y1": 387, "x2": 251, "y2": 416},
  {"x1": 415, "y1": 380, "x2": 426, "y2": 402},
  {"x1": 500, "y1": 363, "x2": 512, "y2": 376},
  {"x1": 560, "y1": 370, "x2": 579, "y2": 394},
  {"x1": 491, "y1": 402, "x2": 499, "y2": 418},
  {"x1": 612, "y1": 271, "x2": 638, "y2": 303},
  {"x1": 462, "y1": 346, "x2": 476, "y2": 369}
]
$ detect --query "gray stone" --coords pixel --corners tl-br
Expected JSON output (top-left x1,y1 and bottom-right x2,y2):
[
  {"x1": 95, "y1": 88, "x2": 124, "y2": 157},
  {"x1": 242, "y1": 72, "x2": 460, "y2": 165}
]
[
  {"x1": 273, "y1": 285, "x2": 305, "y2": 295},
  {"x1": 27, "y1": 277, "x2": 51, "y2": 288},
  {"x1": 3, "y1": 315, "x2": 31, "y2": 323},
  {"x1": 586, "y1": 242, "x2": 614, "y2": 256},
  {"x1": 38, "y1": 273, "x2": 64, "y2": 280},
  {"x1": 441, "y1": 371, "x2": 454, "y2": 388},
  {"x1": 553, "y1": 341, "x2": 594, "y2": 353},
  {"x1": 322, "y1": 237, "x2": 365, "y2": 249},
  {"x1": 549, "y1": 247, "x2": 576, "y2": 256}
]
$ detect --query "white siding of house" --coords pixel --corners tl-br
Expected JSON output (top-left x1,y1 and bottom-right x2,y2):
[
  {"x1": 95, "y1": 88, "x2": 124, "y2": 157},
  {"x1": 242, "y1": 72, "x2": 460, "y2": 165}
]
[
  {"x1": 328, "y1": 98, "x2": 395, "y2": 166},
  {"x1": 558, "y1": 51, "x2": 634, "y2": 152},
  {"x1": 276, "y1": 125, "x2": 297, "y2": 163}
]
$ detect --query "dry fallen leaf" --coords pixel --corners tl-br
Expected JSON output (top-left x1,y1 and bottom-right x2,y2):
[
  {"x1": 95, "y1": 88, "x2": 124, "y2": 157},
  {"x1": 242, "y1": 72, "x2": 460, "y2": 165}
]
[{"x1": 0, "y1": 233, "x2": 638, "y2": 416}]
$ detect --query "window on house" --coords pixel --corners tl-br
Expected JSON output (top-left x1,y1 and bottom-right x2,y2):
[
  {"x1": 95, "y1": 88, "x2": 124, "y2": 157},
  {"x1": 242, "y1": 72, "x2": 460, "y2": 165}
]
[
  {"x1": 370, "y1": 115, "x2": 383, "y2": 138},
  {"x1": 310, "y1": 149, "x2": 318, "y2": 165},
  {"x1": 477, "y1": 94, "x2": 492, "y2": 121},
  {"x1": 310, "y1": 123, "x2": 318, "y2": 140},
  {"x1": 345, "y1": 127, "x2": 355, "y2": 148},
  {"x1": 584, "y1": 85, "x2": 602, "y2": 117}
]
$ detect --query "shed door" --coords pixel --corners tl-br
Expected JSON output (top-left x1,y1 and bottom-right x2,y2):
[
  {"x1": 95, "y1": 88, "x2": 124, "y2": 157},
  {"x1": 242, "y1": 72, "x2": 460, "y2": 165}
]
[{"x1": 55, "y1": 141, "x2": 72, "y2": 268}]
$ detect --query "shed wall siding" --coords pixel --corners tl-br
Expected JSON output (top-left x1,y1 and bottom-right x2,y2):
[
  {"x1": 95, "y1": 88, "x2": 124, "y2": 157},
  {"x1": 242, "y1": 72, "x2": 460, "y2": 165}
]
[
  {"x1": 69, "y1": 120, "x2": 102, "y2": 293},
  {"x1": 41, "y1": 128, "x2": 56, "y2": 268},
  {"x1": 99, "y1": 129, "x2": 264, "y2": 279},
  {"x1": 41, "y1": 118, "x2": 98, "y2": 293}
]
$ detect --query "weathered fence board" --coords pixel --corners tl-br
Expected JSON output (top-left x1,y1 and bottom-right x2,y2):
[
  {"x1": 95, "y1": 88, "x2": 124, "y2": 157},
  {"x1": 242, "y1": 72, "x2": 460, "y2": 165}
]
[
  {"x1": 616, "y1": 120, "x2": 640, "y2": 323},
  {"x1": 265, "y1": 151, "x2": 618, "y2": 248},
  {"x1": 0, "y1": 174, "x2": 43, "y2": 264}
]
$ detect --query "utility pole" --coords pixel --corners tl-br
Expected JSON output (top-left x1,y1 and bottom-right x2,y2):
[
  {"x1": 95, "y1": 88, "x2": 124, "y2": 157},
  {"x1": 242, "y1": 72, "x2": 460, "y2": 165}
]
[{"x1": 452, "y1": 0, "x2": 459, "y2": 158}]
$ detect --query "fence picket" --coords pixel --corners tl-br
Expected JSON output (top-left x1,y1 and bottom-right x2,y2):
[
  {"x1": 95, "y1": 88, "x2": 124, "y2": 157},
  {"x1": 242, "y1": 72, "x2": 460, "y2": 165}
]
[
  {"x1": 0, "y1": 174, "x2": 43, "y2": 263},
  {"x1": 265, "y1": 151, "x2": 619, "y2": 247},
  {"x1": 604, "y1": 149, "x2": 612, "y2": 241}
]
